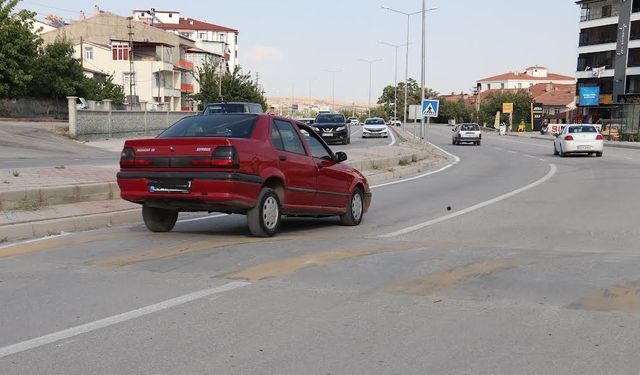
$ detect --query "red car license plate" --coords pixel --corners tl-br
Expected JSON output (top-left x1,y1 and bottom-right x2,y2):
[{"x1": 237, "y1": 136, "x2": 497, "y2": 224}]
[{"x1": 148, "y1": 179, "x2": 192, "y2": 194}]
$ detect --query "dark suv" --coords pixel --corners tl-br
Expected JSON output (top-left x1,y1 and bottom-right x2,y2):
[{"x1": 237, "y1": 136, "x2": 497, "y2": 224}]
[
  {"x1": 312, "y1": 113, "x2": 350, "y2": 145},
  {"x1": 202, "y1": 102, "x2": 263, "y2": 115}
]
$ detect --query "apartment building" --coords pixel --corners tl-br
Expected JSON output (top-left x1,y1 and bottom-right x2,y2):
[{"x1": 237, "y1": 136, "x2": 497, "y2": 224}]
[
  {"x1": 40, "y1": 13, "x2": 222, "y2": 111},
  {"x1": 575, "y1": 0, "x2": 640, "y2": 104},
  {"x1": 132, "y1": 9, "x2": 239, "y2": 71}
]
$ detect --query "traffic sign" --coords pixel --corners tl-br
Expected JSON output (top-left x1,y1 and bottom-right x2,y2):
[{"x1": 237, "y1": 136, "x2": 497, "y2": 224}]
[
  {"x1": 422, "y1": 99, "x2": 440, "y2": 118},
  {"x1": 502, "y1": 102, "x2": 513, "y2": 114},
  {"x1": 291, "y1": 103, "x2": 298, "y2": 111}
]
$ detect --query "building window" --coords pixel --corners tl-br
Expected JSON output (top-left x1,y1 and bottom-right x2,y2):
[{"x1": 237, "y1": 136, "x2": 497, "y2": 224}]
[
  {"x1": 84, "y1": 46, "x2": 93, "y2": 60},
  {"x1": 487, "y1": 83, "x2": 491, "y2": 90},
  {"x1": 169, "y1": 13, "x2": 173, "y2": 18},
  {"x1": 219, "y1": 33, "x2": 226, "y2": 43},
  {"x1": 530, "y1": 83, "x2": 534, "y2": 87},
  {"x1": 199, "y1": 32, "x2": 206, "y2": 39},
  {"x1": 180, "y1": 32, "x2": 190, "y2": 38},
  {"x1": 500, "y1": 83, "x2": 505, "y2": 89},
  {"x1": 517, "y1": 83, "x2": 522, "y2": 89},
  {"x1": 112, "y1": 43, "x2": 130, "y2": 60}
]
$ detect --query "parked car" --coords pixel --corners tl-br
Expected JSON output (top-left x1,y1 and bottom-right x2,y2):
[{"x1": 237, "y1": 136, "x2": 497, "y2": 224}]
[
  {"x1": 117, "y1": 114, "x2": 371, "y2": 237},
  {"x1": 202, "y1": 102, "x2": 263, "y2": 115},
  {"x1": 452, "y1": 123, "x2": 482, "y2": 145},
  {"x1": 347, "y1": 117, "x2": 359, "y2": 126},
  {"x1": 553, "y1": 124, "x2": 603, "y2": 157},
  {"x1": 312, "y1": 113, "x2": 351, "y2": 145},
  {"x1": 389, "y1": 117, "x2": 402, "y2": 127},
  {"x1": 362, "y1": 118, "x2": 389, "y2": 138}
]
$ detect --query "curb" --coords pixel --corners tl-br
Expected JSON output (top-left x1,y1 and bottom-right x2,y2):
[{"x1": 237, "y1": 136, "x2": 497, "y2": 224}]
[
  {"x1": 0, "y1": 209, "x2": 140, "y2": 243},
  {"x1": 507, "y1": 133, "x2": 640, "y2": 150},
  {"x1": 0, "y1": 182, "x2": 120, "y2": 211}
]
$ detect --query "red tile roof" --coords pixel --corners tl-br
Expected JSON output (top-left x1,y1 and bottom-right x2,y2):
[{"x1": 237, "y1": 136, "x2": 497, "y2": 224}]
[
  {"x1": 479, "y1": 71, "x2": 574, "y2": 82},
  {"x1": 153, "y1": 17, "x2": 237, "y2": 33}
]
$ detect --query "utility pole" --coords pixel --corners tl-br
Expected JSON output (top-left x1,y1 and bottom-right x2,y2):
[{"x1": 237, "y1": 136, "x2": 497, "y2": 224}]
[
  {"x1": 325, "y1": 69, "x2": 340, "y2": 110},
  {"x1": 380, "y1": 41, "x2": 410, "y2": 126},
  {"x1": 127, "y1": 17, "x2": 135, "y2": 103},
  {"x1": 420, "y1": 0, "x2": 426, "y2": 140},
  {"x1": 80, "y1": 36, "x2": 84, "y2": 68}
]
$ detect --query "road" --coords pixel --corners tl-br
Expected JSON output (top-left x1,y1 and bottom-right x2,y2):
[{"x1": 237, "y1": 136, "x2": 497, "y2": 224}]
[{"x1": 1, "y1": 125, "x2": 640, "y2": 374}]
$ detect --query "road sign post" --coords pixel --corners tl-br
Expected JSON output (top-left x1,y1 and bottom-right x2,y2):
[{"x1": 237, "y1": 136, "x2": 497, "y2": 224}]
[
  {"x1": 502, "y1": 103, "x2": 513, "y2": 131},
  {"x1": 421, "y1": 99, "x2": 439, "y2": 140}
]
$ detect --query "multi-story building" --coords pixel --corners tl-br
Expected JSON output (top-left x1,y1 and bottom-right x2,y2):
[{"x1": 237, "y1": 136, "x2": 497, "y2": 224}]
[
  {"x1": 40, "y1": 12, "x2": 221, "y2": 111},
  {"x1": 477, "y1": 66, "x2": 574, "y2": 92},
  {"x1": 132, "y1": 9, "x2": 239, "y2": 71}
]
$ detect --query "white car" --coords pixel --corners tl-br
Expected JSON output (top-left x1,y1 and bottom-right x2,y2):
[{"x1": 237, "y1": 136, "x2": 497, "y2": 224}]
[
  {"x1": 553, "y1": 124, "x2": 603, "y2": 157},
  {"x1": 362, "y1": 118, "x2": 389, "y2": 138},
  {"x1": 452, "y1": 123, "x2": 482, "y2": 145},
  {"x1": 347, "y1": 117, "x2": 359, "y2": 126}
]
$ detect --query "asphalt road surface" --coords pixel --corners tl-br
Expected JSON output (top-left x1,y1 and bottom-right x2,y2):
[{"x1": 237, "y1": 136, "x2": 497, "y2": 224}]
[{"x1": 2, "y1": 125, "x2": 640, "y2": 374}]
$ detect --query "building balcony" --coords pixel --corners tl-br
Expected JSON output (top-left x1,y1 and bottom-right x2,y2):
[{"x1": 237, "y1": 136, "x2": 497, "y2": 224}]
[
  {"x1": 577, "y1": 42, "x2": 617, "y2": 54},
  {"x1": 152, "y1": 61, "x2": 174, "y2": 73},
  {"x1": 576, "y1": 69, "x2": 615, "y2": 79},
  {"x1": 180, "y1": 83, "x2": 194, "y2": 92},
  {"x1": 175, "y1": 59, "x2": 194, "y2": 70}
]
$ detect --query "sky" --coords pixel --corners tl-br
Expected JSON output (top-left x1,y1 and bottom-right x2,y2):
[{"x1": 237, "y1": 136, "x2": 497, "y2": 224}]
[{"x1": 21, "y1": 0, "x2": 581, "y2": 103}]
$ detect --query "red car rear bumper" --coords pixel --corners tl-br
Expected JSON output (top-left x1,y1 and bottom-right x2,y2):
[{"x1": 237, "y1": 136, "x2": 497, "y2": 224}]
[{"x1": 117, "y1": 171, "x2": 262, "y2": 210}]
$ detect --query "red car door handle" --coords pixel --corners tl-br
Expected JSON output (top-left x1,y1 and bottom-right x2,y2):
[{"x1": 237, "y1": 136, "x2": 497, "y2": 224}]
[{"x1": 279, "y1": 155, "x2": 287, "y2": 161}]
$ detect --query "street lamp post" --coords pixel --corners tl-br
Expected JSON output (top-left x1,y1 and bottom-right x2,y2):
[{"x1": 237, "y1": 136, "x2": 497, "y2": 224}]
[
  {"x1": 325, "y1": 69, "x2": 340, "y2": 110},
  {"x1": 382, "y1": 5, "x2": 437, "y2": 132},
  {"x1": 358, "y1": 58, "x2": 382, "y2": 117},
  {"x1": 380, "y1": 41, "x2": 410, "y2": 126}
]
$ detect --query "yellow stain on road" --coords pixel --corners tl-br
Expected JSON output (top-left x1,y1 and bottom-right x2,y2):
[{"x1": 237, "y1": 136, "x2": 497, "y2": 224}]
[
  {"x1": 568, "y1": 281, "x2": 640, "y2": 313},
  {"x1": 0, "y1": 232, "x2": 145, "y2": 259},
  {"x1": 383, "y1": 256, "x2": 540, "y2": 296},
  {"x1": 227, "y1": 242, "x2": 428, "y2": 281},
  {"x1": 90, "y1": 236, "x2": 288, "y2": 267}
]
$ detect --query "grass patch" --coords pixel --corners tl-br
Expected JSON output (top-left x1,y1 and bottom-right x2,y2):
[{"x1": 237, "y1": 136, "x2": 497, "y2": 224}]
[{"x1": 12, "y1": 198, "x2": 46, "y2": 211}]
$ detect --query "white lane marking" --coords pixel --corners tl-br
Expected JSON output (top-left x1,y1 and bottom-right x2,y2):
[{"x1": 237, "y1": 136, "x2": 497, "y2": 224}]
[
  {"x1": 523, "y1": 154, "x2": 537, "y2": 159},
  {"x1": 379, "y1": 163, "x2": 557, "y2": 238},
  {"x1": 625, "y1": 157, "x2": 633, "y2": 160},
  {"x1": 371, "y1": 142, "x2": 461, "y2": 189},
  {"x1": 506, "y1": 150, "x2": 517, "y2": 154},
  {"x1": 176, "y1": 213, "x2": 227, "y2": 224},
  {"x1": 388, "y1": 128, "x2": 397, "y2": 146},
  {"x1": 0, "y1": 281, "x2": 250, "y2": 359},
  {"x1": 0, "y1": 232, "x2": 72, "y2": 250}
]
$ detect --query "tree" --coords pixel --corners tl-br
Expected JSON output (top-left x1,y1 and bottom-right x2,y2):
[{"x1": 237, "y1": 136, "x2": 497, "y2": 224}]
[
  {"x1": 82, "y1": 74, "x2": 126, "y2": 105},
  {"x1": 377, "y1": 78, "x2": 439, "y2": 119},
  {"x1": 436, "y1": 98, "x2": 471, "y2": 124},
  {"x1": 192, "y1": 61, "x2": 267, "y2": 111},
  {"x1": 478, "y1": 90, "x2": 532, "y2": 127},
  {"x1": 0, "y1": 0, "x2": 41, "y2": 98},
  {"x1": 29, "y1": 38, "x2": 86, "y2": 99}
]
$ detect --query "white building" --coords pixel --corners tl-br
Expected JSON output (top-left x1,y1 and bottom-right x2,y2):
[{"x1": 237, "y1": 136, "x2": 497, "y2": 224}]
[
  {"x1": 132, "y1": 9, "x2": 239, "y2": 71},
  {"x1": 41, "y1": 13, "x2": 221, "y2": 111},
  {"x1": 477, "y1": 66, "x2": 575, "y2": 92}
]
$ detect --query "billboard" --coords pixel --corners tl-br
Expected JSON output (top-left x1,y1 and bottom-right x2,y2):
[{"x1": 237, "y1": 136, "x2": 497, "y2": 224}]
[{"x1": 579, "y1": 86, "x2": 600, "y2": 106}]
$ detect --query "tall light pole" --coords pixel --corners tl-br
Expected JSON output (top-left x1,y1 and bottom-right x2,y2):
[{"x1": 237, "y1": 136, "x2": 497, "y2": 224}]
[
  {"x1": 380, "y1": 41, "x2": 410, "y2": 125},
  {"x1": 420, "y1": 1, "x2": 437, "y2": 141},
  {"x1": 382, "y1": 5, "x2": 437, "y2": 129},
  {"x1": 358, "y1": 58, "x2": 382, "y2": 117},
  {"x1": 325, "y1": 69, "x2": 340, "y2": 110}
]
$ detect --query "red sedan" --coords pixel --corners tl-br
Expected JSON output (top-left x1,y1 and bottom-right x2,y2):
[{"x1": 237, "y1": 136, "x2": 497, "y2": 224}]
[{"x1": 117, "y1": 113, "x2": 372, "y2": 236}]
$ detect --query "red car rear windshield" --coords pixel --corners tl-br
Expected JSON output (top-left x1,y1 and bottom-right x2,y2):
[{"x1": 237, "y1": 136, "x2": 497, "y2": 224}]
[{"x1": 158, "y1": 115, "x2": 258, "y2": 138}]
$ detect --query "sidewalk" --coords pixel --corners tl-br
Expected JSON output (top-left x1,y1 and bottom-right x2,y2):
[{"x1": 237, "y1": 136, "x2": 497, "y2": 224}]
[{"x1": 0, "y1": 131, "x2": 449, "y2": 242}]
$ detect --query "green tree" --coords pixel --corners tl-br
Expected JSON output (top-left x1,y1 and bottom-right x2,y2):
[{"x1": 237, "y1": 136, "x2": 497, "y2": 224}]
[
  {"x1": 192, "y1": 61, "x2": 267, "y2": 111},
  {"x1": 0, "y1": 0, "x2": 41, "y2": 98},
  {"x1": 436, "y1": 98, "x2": 471, "y2": 124},
  {"x1": 82, "y1": 74, "x2": 126, "y2": 105},
  {"x1": 478, "y1": 90, "x2": 532, "y2": 128},
  {"x1": 29, "y1": 38, "x2": 85, "y2": 99},
  {"x1": 377, "y1": 78, "x2": 439, "y2": 119}
]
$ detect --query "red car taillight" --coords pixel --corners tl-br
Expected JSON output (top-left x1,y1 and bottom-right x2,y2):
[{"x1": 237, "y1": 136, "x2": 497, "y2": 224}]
[
  {"x1": 120, "y1": 147, "x2": 152, "y2": 168},
  {"x1": 595, "y1": 134, "x2": 603, "y2": 140},
  {"x1": 191, "y1": 146, "x2": 240, "y2": 168},
  {"x1": 564, "y1": 135, "x2": 574, "y2": 141}
]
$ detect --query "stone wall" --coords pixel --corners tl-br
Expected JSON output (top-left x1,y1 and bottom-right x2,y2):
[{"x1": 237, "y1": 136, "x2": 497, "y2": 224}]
[
  {"x1": 0, "y1": 98, "x2": 68, "y2": 119},
  {"x1": 67, "y1": 97, "x2": 196, "y2": 140}
]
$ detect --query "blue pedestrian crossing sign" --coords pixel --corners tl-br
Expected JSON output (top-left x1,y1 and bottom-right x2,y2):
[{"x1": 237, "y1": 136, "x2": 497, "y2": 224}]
[{"x1": 422, "y1": 99, "x2": 440, "y2": 118}]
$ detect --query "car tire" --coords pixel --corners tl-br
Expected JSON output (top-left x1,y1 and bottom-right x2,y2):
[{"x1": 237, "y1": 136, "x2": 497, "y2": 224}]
[
  {"x1": 340, "y1": 189, "x2": 364, "y2": 226},
  {"x1": 452, "y1": 139, "x2": 457, "y2": 145},
  {"x1": 142, "y1": 204, "x2": 178, "y2": 233},
  {"x1": 596, "y1": 151, "x2": 603, "y2": 157},
  {"x1": 553, "y1": 144, "x2": 559, "y2": 156},
  {"x1": 559, "y1": 146, "x2": 566, "y2": 157},
  {"x1": 477, "y1": 141, "x2": 481, "y2": 146},
  {"x1": 247, "y1": 188, "x2": 281, "y2": 237}
]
